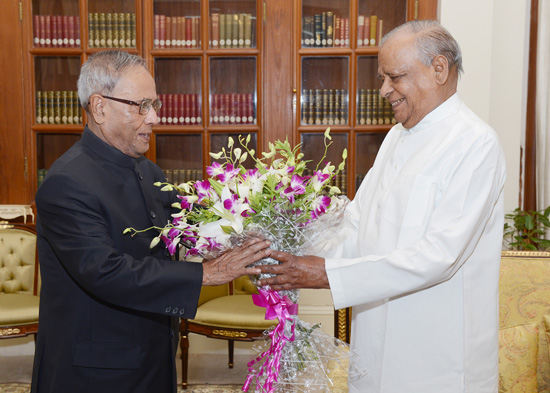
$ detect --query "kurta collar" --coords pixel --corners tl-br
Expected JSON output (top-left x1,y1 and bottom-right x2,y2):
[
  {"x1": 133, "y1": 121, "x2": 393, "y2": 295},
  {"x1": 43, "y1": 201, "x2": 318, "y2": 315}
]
[
  {"x1": 406, "y1": 93, "x2": 462, "y2": 134},
  {"x1": 81, "y1": 126, "x2": 142, "y2": 169}
]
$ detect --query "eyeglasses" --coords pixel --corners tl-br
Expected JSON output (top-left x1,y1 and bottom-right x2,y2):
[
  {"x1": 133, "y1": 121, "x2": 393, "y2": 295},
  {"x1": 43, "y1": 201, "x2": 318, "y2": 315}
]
[{"x1": 101, "y1": 95, "x2": 162, "y2": 115}]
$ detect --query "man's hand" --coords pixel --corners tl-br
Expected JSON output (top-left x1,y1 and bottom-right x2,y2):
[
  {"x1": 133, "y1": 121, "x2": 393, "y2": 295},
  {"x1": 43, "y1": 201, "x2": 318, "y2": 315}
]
[
  {"x1": 256, "y1": 251, "x2": 329, "y2": 290},
  {"x1": 202, "y1": 238, "x2": 271, "y2": 286}
]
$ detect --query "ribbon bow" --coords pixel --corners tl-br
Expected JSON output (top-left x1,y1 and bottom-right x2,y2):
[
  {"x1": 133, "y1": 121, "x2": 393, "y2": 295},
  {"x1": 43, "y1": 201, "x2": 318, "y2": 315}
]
[{"x1": 242, "y1": 288, "x2": 299, "y2": 392}]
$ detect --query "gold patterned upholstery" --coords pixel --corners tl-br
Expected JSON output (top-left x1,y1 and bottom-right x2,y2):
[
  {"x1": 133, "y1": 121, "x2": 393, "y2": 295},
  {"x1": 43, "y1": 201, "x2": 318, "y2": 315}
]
[
  {"x1": 0, "y1": 223, "x2": 40, "y2": 339},
  {"x1": 179, "y1": 275, "x2": 278, "y2": 389},
  {"x1": 499, "y1": 251, "x2": 550, "y2": 393}
]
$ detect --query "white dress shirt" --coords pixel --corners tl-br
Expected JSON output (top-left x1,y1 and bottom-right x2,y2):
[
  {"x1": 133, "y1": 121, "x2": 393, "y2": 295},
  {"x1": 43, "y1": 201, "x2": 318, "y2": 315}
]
[{"x1": 325, "y1": 94, "x2": 506, "y2": 393}]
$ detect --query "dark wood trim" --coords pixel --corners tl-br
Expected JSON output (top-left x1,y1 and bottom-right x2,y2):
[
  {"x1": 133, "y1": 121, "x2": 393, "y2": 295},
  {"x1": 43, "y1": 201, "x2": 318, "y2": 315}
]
[{"x1": 524, "y1": 0, "x2": 539, "y2": 210}]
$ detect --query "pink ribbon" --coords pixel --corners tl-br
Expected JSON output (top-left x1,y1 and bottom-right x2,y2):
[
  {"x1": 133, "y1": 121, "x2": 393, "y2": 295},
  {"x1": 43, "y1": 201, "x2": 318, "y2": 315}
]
[{"x1": 242, "y1": 289, "x2": 298, "y2": 392}]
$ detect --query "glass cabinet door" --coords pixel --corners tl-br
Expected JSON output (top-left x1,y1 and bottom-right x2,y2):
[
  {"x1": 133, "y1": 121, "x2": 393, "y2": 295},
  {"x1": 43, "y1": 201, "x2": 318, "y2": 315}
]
[
  {"x1": 209, "y1": 0, "x2": 257, "y2": 49},
  {"x1": 209, "y1": 57, "x2": 257, "y2": 126},
  {"x1": 155, "y1": 134, "x2": 203, "y2": 183},
  {"x1": 32, "y1": 0, "x2": 80, "y2": 48},
  {"x1": 356, "y1": 56, "x2": 394, "y2": 126},
  {"x1": 354, "y1": 132, "x2": 386, "y2": 191},
  {"x1": 301, "y1": 0, "x2": 350, "y2": 48},
  {"x1": 88, "y1": 0, "x2": 137, "y2": 48},
  {"x1": 357, "y1": 0, "x2": 407, "y2": 47},
  {"x1": 300, "y1": 132, "x2": 349, "y2": 195},
  {"x1": 153, "y1": 0, "x2": 201, "y2": 49},
  {"x1": 34, "y1": 56, "x2": 82, "y2": 125},
  {"x1": 210, "y1": 133, "x2": 257, "y2": 169},
  {"x1": 36, "y1": 133, "x2": 81, "y2": 187},
  {"x1": 301, "y1": 56, "x2": 349, "y2": 127},
  {"x1": 154, "y1": 58, "x2": 202, "y2": 126}
]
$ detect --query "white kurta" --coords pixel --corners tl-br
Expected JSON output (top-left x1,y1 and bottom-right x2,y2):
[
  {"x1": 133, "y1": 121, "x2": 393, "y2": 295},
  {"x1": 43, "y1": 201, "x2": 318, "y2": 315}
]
[{"x1": 324, "y1": 94, "x2": 506, "y2": 393}]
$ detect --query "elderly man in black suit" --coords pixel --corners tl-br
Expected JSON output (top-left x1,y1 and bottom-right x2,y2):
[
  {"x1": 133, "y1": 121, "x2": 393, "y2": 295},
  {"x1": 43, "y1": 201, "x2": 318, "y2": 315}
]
[{"x1": 31, "y1": 50, "x2": 271, "y2": 393}]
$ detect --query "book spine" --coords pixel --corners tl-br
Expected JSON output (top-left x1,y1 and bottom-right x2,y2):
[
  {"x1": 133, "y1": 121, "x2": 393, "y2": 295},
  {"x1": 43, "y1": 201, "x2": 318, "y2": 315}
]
[
  {"x1": 39, "y1": 15, "x2": 46, "y2": 47},
  {"x1": 211, "y1": 13, "x2": 219, "y2": 48},
  {"x1": 364, "y1": 16, "x2": 370, "y2": 46},
  {"x1": 322, "y1": 89, "x2": 328, "y2": 125},
  {"x1": 171, "y1": 15, "x2": 178, "y2": 48},
  {"x1": 51, "y1": 15, "x2": 58, "y2": 47},
  {"x1": 75, "y1": 16, "x2": 80, "y2": 47},
  {"x1": 326, "y1": 12, "x2": 334, "y2": 47},
  {"x1": 107, "y1": 13, "x2": 114, "y2": 47},
  {"x1": 328, "y1": 89, "x2": 335, "y2": 125},
  {"x1": 61, "y1": 91, "x2": 68, "y2": 124},
  {"x1": 334, "y1": 88, "x2": 341, "y2": 125},
  {"x1": 44, "y1": 15, "x2": 51, "y2": 47},
  {"x1": 219, "y1": 14, "x2": 225, "y2": 48},
  {"x1": 224, "y1": 94, "x2": 230, "y2": 123},
  {"x1": 334, "y1": 16, "x2": 340, "y2": 47},
  {"x1": 159, "y1": 14, "x2": 165, "y2": 48},
  {"x1": 99, "y1": 13, "x2": 106, "y2": 47},
  {"x1": 41, "y1": 91, "x2": 48, "y2": 124},
  {"x1": 194, "y1": 16, "x2": 200, "y2": 48},
  {"x1": 226, "y1": 14, "x2": 233, "y2": 48},
  {"x1": 165, "y1": 16, "x2": 172, "y2": 48},
  {"x1": 238, "y1": 14, "x2": 245, "y2": 48},
  {"x1": 244, "y1": 14, "x2": 252, "y2": 48},
  {"x1": 344, "y1": 18, "x2": 349, "y2": 47},
  {"x1": 378, "y1": 19, "x2": 383, "y2": 45},
  {"x1": 301, "y1": 90, "x2": 308, "y2": 124},
  {"x1": 130, "y1": 13, "x2": 136, "y2": 47},
  {"x1": 357, "y1": 15, "x2": 364, "y2": 47},
  {"x1": 369, "y1": 15, "x2": 378, "y2": 46},
  {"x1": 66, "y1": 90, "x2": 74, "y2": 124},
  {"x1": 36, "y1": 91, "x2": 42, "y2": 124},
  {"x1": 177, "y1": 16, "x2": 183, "y2": 48},
  {"x1": 314, "y1": 14, "x2": 321, "y2": 47},
  {"x1": 33, "y1": 15, "x2": 40, "y2": 47},
  {"x1": 47, "y1": 91, "x2": 54, "y2": 124},
  {"x1": 186, "y1": 17, "x2": 192, "y2": 48},
  {"x1": 341, "y1": 89, "x2": 348, "y2": 123},
  {"x1": 308, "y1": 89, "x2": 314, "y2": 125},
  {"x1": 190, "y1": 94, "x2": 197, "y2": 124},
  {"x1": 321, "y1": 12, "x2": 327, "y2": 47},
  {"x1": 68, "y1": 15, "x2": 75, "y2": 47},
  {"x1": 166, "y1": 94, "x2": 173, "y2": 124},
  {"x1": 232, "y1": 14, "x2": 239, "y2": 48}
]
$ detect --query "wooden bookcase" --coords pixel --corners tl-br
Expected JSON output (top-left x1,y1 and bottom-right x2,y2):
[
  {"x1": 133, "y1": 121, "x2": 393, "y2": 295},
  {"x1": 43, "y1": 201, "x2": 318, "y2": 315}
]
[{"x1": 7, "y1": 0, "x2": 436, "y2": 204}]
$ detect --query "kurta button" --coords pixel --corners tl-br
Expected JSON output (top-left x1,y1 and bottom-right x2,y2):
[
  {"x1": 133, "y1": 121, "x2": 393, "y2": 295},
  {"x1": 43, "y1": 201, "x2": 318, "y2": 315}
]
[
  {"x1": 165, "y1": 306, "x2": 171, "y2": 313},
  {"x1": 179, "y1": 309, "x2": 185, "y2": 315},
  {"x1": 150, "y1": 211, "x2": 156, "y2": 218},
  {"x1": 172, "y1": 307, "x2": 179, "y2": 314}
]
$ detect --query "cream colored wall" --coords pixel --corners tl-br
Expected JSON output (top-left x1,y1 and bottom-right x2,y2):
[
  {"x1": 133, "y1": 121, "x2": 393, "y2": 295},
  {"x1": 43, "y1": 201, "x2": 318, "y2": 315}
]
[{"x1": 440, "y1": 0, "x2": 529, "y2": 213}]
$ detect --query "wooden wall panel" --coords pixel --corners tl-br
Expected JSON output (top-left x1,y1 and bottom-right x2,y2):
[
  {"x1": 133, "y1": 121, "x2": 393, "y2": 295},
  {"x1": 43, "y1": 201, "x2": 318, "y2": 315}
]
[{"x1": 0, "y1": 1, "x2": 27, "y2": 204}]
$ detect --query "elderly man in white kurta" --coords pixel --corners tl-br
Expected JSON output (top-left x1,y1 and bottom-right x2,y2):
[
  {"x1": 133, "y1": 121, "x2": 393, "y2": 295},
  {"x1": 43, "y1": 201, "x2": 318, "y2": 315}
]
[{"x1": 259, "y1": 20, "x2": 506, "y2": 393}]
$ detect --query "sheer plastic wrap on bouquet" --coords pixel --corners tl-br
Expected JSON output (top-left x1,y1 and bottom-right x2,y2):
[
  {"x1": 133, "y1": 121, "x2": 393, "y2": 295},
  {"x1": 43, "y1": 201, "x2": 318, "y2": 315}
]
[{"x1": 229, "y1": 201, "x2": 367, "y2": 392}]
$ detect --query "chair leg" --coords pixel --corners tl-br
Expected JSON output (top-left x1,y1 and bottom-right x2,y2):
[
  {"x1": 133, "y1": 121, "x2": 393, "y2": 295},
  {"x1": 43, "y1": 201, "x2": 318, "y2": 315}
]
[
  {"x1": 228, "y1": 340, "x2": 234, "y2": 369},
  {"x1": 180, "y1": 321, "x2": 190, "y2": 390}
]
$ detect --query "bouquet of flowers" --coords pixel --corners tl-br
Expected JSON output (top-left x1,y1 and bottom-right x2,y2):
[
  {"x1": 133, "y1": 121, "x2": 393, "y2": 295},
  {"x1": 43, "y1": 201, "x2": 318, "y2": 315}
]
[{"x1": 126, "y1": 129, "x2": 365, "y2": 392}]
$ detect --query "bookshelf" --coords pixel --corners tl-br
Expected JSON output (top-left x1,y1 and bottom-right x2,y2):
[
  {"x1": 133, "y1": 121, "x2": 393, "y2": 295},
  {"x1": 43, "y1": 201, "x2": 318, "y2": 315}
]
[
  {"x1": 295, "y1": 0, "x2": 437, "y2": 198},
  {"x1": 9, "y1": 0, "x2": 436, "y2": 204}
]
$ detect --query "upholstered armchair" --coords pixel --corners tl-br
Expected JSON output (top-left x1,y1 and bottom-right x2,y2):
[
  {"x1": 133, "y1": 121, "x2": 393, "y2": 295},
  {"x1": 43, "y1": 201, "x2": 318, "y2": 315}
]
[
  {"x1": 0, "y1": 223, "x2": 40, "y2": 339},
  {"x1": 180, "y1": 275, "x2": 277, "y2": 389}
]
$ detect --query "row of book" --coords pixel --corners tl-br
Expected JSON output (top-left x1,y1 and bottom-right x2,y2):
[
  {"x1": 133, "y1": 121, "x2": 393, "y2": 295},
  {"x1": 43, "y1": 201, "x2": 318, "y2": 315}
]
[
  {"x1": 209, "y1": 93, "x2": 256, "y2": 125},
  {"x1": 163, "y1": 169, "x2": 204, "y2": 185},
  {"x1": 33, "y1": 15, "x2": 81, "y2": 48},
  {"x1": 300, "y1": 89, "x2": 349, "y2": 126},
  {"x1": 302, "y1": 13, "x2": 349, "y2": 48},
  {"x1": 36, "y1": 91, "x2": 82, "y2": 125},
  {"x1": 88, "y1": 13, "x2": 136, "y2": 48},
  {"x1": 210, "y1": 13, "x2": 256, "y2": 49},
  {"x1": 357, "y1": 89, "x2": 396, "y2": 126},
  {"x1": 153, "y1": 15, "x2": 200, "y2": 49},
  {"x1": 357, "y1": 15, "x2": 384, "y2": 47},
  {"x1": 158, "y1": 94, "x2": 202, "y2": 125},
  {"x1": 303, "y1": 168, "x2": 348, "y2": 195},
  {"x1": 301, "y1": 13, "x2": 385, "y2": 48}
]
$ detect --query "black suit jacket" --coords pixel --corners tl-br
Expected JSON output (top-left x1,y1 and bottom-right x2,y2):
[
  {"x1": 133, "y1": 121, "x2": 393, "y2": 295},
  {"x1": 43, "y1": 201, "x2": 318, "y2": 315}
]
[{"x1": 31, "y1": 127, "x2": 202, "y2": 393}]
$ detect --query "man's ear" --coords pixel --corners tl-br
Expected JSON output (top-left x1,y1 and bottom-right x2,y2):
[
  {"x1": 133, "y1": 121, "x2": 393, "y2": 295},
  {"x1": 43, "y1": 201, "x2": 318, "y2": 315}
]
[
  {"x1": 432, "y1": 55, "x2": 450, "y2": 85},
  {"x1": 88, "y1": 94, "x2": 106, "y2": 124}
]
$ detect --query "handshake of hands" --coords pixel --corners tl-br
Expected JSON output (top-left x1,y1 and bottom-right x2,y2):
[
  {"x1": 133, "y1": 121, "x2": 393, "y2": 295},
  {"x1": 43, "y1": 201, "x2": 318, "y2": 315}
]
[{"x1": 201, "y1": 237, "x2": 329, "y2": 290}]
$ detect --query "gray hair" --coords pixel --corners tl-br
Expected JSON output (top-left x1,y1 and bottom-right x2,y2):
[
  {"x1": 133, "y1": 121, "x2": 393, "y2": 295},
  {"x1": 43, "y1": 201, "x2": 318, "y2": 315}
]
[
  {"x1": 77, "y1": 50, "x2": 148, "y2": 110},
  {"x1": 380, "y1": 20, "x2": 463, "y2": 76}
]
